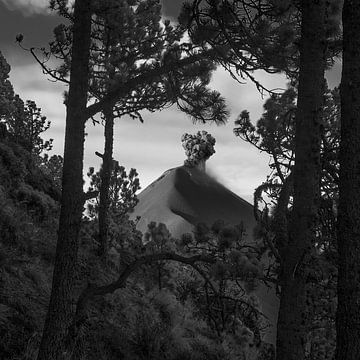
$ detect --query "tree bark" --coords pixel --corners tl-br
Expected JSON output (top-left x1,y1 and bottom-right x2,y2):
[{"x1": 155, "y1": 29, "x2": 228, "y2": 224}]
[
  {"x1": 276, "y1": 1, "x2": 326, "y2": 359},
  {"x1": 98, "y1": 104, "x2": 114, "y2": 257},
  {"x1": 37, "y1": 1, "x2": 91, "y2": 359},
  {"x1": 336, "y1": 0, "x2": 360, "y2": 358}
]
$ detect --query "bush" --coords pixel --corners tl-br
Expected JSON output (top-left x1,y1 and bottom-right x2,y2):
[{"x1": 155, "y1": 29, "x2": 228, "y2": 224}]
[
  {"x1": 16, "y1": 184, "x2": 57, "y2": 221},
  {"x1": 0, "y1": 142, "x2": 26, "y2": 189}
]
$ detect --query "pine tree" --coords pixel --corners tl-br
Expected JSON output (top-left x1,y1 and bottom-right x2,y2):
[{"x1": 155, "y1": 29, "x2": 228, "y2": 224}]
[
  {"x1": 32, "y1": 0, "x2": 229, "y2": 257},
  {"x1": 0, "y1": 51, "x2": 15, "y2": 121},
  {"x1": 336, "y1": 0, "x2": 360, "y2": 358},
  {"x1": 36, "y1": 0, "x2": 92, "y2": 358},
  {"x1": 0, "y1": 52, "x2": 53, "y2": 156},
  {"x1": 183, "y1": 1, "x2": 340, "y2": 357},
  {"x1": 235, "y1": 83, "x2": 340, "y2": 359}
]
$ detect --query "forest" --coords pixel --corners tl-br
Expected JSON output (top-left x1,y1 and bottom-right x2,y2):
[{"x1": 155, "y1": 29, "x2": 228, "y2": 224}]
[{"x1": 0, "y1": 0, "x2": 358, "y2": 359}]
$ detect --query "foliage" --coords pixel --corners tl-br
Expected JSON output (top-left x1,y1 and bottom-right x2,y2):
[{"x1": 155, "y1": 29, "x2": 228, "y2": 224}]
[
  {"x1": 234, "y1": 83, "x2": 339, "y2": 211},
  {"x1": 0, "y1": 51, "x2": 15, "y2": 120},
  {"x1": 85, "y1": 161, "x2": 141, "y2": 261},
  {"x1": 234, "y1": 83, "x2": 340, "y2": 358},
  {"x1": 0, "y1": 140, "x2": 59, "y2": 360},
  {"x1": 39, "y1": 154, "x2": 63, "y2": 191},
  {"x1": 87, "y1": 161, "x2": 140, "y2": 218},
  {"x1": 0, "y1": 51, "x2": 53, "y2": 159},
  {"x1": 7, "y1": 99, "x2": 53, "y2": 156},
  {"x1": 31, "y1": 0, "x2": 229, "y2": 125},
  {"x1": 181, "y1": 0, "x2": 341, "y2": 87},
  {"x1": 16, "y1": 183, "x2": 58, "y2": 221},
  {"x1": 176, "y1": 221, "x2": 265, "y2": 336},
  {"x1": 136, "y1": 220, "x2": 273, "y2": 358},
  {"x1": 74, "y1": 219, "x2": 273, "y2": 360},
  {"x1": 0, "y1": 141, "x2": 27, "y2": 189}
]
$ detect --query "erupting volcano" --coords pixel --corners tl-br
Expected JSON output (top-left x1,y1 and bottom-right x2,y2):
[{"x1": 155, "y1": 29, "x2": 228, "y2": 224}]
[{"x1": 132, "y1": 131, "x2": 279, "y2": 348}]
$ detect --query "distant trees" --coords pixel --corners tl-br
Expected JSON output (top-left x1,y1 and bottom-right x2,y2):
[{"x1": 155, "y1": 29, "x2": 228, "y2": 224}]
[
  {"x1": 9, "y1": 100, "x2": 53, "y2": 156},
  {"x1": 0, "y1": 51, "x2": 53, "y2": 157}
]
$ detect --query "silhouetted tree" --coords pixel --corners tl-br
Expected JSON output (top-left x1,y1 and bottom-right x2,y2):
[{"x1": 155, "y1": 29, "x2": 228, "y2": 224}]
[
  {"x1": 185, "y1": 1, "x2": 337, "y2": 357},
  {"x1": 36, "y1": 0, "x2": 92, "y2": 358},
  {"x1": 273, "y1": 2, "x2": 329, "y2": 357},
  {"x1": 235, "y1": 82, "x2": 340, "y2": 359},
  {"x1": 182, "y1": 0, "x2": 341, "y2": 87},
  {"x1": 336, "y1": 0, "x2": 360, "y2": 358}
]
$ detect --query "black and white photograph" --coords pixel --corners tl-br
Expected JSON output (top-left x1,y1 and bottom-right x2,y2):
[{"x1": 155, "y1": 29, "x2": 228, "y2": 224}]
[{"x1": 0, "y1": 1, "x2": 353, "y2": 359}]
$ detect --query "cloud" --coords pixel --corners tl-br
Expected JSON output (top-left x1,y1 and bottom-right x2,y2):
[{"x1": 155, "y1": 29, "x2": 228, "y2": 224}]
[{"x1": 0, "y1": 0, "x2": 51, "y2": 16}]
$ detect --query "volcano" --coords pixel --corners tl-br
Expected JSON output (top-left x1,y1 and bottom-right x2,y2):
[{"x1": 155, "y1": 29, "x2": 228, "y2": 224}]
[{"x1": 132, "y1": 164, "x2": 279, "y2": 346}]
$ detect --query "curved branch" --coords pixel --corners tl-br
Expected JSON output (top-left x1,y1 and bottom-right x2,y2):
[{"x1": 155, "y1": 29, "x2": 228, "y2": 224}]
[
  {"x1": 30, "y1": 48, "x2": 70, "y2": 84},
  {"x1": 85, "y1": 49, "x2": 219, "y2": 119},
  {"x1": 73, "y1": 252, "x2": 216, "y2": 326}
]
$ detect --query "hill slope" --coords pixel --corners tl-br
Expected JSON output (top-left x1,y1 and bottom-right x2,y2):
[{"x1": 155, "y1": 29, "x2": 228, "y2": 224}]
[{"x1": 132, "y1": 165, "x2": 279, "y2": 345}]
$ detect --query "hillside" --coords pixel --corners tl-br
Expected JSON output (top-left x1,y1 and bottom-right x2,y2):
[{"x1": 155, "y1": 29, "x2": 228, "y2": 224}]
[{"x1": 0, "y1": 140, "x2": 60, "y2": 358}]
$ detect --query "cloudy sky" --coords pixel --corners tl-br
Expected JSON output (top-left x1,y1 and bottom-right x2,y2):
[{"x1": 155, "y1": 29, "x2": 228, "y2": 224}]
[{"x1": 0, "y1": 0, "x2": 341, "y2": 202}]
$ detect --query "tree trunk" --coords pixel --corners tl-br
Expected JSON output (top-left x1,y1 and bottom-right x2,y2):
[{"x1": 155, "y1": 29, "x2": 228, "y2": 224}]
[
  {"x1": 37, "y1": 1, "x2": 91, "y2": 359},
  {"x1": 276, "y1": 1, "x2": 326, "y2": 359},
  {"x1": 98, "y1": 104, "x2": 114, "y2": 257},
  {"x1": 336, "y1": 0, "x2": 360, "y2": 358}
]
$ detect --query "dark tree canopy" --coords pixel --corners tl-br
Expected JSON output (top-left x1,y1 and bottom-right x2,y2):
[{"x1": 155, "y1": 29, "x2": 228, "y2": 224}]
[
  {"x1": 28, "y1": 0, "x2": 229, "y2": 125},
  {"x1": 180, "y1": 0, "x2": 341, "y2": 91}
]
